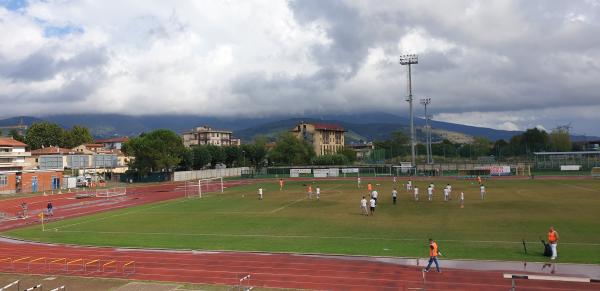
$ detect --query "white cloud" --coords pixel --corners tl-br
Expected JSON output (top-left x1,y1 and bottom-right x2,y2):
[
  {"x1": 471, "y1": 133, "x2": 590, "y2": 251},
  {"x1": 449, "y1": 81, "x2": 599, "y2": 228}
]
[{"x1": 0, "y1": 0, "x2": 599, "y2": 135}]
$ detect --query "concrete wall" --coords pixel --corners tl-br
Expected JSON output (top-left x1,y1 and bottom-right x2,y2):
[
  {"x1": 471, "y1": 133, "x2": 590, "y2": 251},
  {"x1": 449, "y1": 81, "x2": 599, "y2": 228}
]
[{"x1": 174, "y1": 167, "x2": 250, "y2": 182}]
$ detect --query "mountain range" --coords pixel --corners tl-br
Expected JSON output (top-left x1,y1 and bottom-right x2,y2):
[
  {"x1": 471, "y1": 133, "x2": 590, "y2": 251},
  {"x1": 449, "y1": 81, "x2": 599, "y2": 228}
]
[{"x1": 0, "y1": 113, "x2": 596, "y2": 143}]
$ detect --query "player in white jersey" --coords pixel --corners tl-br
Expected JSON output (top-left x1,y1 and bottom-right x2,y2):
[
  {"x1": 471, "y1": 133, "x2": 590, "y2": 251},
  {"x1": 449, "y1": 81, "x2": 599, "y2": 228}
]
[
  {"x1": 257, "y1": 187, "x2": 263, "y2": 200},
  {"x1": 414, "y1": 187, "x2": 419, "y2": 201},
  {"x1": 407, "y1": 180, "x2": 413, "y2": 191},
  {"x1": 392, "y1": 188, "x2": 398, "y2": 205},
  {"x1": 316, "y1": 186, "x2": 321, "y2": 200},
  {"x1": 357, "y1": 177, "x2": 361, "y2": 188},
  {"x1": 480, "y1": 185, "x2": 486, "y2": 200},
  {"x1": 427, "y1": 186, "x2": 434, "y2": 201},
  {"x1": 443, "y1": 187, "x2": 449, "y2": 201},
  {"x1": 460, "y1": 192, "x2": 465, "y2": 208},
  {"x1": 360, "y1": 196, "x2": 368, "y2": 215}
]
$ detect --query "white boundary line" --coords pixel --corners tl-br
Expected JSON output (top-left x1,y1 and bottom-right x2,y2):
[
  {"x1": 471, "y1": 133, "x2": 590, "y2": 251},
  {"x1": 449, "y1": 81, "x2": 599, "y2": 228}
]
[{"x1": 48, "y1": 230, "x2": 600, "y2": 246}]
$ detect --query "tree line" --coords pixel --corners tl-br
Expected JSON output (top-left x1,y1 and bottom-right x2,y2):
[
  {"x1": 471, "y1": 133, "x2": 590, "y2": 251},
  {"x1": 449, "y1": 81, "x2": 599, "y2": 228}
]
[
  {"x1": 6, "y1": 121, "x2": 93, "y2": 150},
  {"x1": 374, "y1": 127, "x2": 573, "y2": 161},
  {"x1": 122, "y1": 131, "x2": 357, "y2": 174}
]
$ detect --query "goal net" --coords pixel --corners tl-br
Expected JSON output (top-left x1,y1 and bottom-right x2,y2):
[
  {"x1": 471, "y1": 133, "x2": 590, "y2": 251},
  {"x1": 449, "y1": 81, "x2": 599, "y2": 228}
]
[
  {"x1": 184, "y1": 177, "x2": 224, "y2": 198},
  {"x1": 95, "y1": 187, "x2": 127, "y2": 198}
]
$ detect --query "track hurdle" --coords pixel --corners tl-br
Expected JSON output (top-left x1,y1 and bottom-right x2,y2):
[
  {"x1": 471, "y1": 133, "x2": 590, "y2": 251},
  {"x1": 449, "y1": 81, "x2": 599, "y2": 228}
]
[
  {"x1": 0, "y1": 280, "x2": 19, "y2": 291},
  {"x1": 123, "y1": 261, "x2": 136, "y2": 275},
  {"x1": 84, "y1": 259, "x2": 100, "y2": 272},
  {"x1": 236, "y1": 274, "x2": 253, "y2": 291},
  {"x1": 49, "y1": 286, "x2": 65, "y2": 291},
  {"x1": 12, "y1": 256, "x2": 30, "y2": 270},
  {"x1": 102, "y1": 260, "x2": 117, "y2": 273},
  {"x1": 66, "y1": 258, "x2": 83, "y2": 272},
  {"x1": 27, "y1": 257, "x2": 46, "y2": 272},
  {"x1": 48, "y1": 258, "x2": 67, "y2": 273},
  {"x1": 504, "y1": 273, "x2": 600, "y2": 290},
  {"x1": 0, "y1": 258, "x2": 13, "y2": 271},
  {"x1": 23, "y1": 284, "x2": 41, "y2": 291}
]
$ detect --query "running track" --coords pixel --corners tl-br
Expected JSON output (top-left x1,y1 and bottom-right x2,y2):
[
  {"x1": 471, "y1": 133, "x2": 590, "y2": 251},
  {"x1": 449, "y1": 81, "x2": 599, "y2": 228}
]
[{"x1": 0, "y1": 179, "x2": 598, "y2": 290}]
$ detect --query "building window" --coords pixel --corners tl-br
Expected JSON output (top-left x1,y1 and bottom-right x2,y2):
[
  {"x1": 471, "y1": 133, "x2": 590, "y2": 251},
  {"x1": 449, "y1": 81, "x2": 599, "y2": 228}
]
[{"x1": 0, "y1": 175, "x2": 7, "y2": 186}]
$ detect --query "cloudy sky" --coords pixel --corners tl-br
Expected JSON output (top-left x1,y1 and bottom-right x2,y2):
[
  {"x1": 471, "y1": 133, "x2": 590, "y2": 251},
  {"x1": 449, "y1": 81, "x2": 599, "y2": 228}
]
[{"x1": 1, "y1": 0, "x2": 600, "y2": 135}]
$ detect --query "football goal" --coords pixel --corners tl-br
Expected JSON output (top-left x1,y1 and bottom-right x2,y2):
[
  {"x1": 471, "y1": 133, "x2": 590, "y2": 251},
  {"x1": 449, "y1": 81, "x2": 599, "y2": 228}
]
[
  {"x1": 95, "y1": 187, "x2": 127, "y2": 198},
  {"x1": 184, "y1": 177, "x2": 224, "y2": 198}
]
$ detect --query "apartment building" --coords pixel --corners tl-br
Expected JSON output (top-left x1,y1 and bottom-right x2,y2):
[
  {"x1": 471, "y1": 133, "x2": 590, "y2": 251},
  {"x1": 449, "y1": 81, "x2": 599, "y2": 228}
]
[
  {"x1": 0, "y1": 138, "x2": 31, "y2": 171},
  {"x1": 182, "y1": 126, "x2": 240, "y2": 147},
  {"x1": 291, "y1": 122, "x2": 346, "y2": 156}
]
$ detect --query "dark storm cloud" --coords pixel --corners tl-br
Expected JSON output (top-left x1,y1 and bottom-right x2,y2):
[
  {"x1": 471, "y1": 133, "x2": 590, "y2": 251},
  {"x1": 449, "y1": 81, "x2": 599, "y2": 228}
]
[{"x1": 1, "y1": 47, "x2": 108, "y2": 82}]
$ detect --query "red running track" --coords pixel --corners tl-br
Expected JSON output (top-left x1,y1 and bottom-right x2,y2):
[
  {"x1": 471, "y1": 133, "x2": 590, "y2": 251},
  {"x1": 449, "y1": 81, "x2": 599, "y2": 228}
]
[{"x1": 0, "y1": 180, "x2": 598, "y2": 290}]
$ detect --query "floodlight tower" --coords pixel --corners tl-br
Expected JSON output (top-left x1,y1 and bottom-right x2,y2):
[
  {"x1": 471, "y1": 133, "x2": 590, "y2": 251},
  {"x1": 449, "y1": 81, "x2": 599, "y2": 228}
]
[
  {"x1": 400, "y1": 54, "x2": 418, "y2": 169},
  {"x1": 420, "y1": 98, "x2": 431, "y2": 164}
]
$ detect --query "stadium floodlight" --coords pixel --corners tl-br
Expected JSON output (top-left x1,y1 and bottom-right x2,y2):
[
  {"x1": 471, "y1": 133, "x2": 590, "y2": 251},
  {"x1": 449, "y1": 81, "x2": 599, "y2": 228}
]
[
  {"x1": 400, "y1": 54, "x2": 419, "y2": 170},
  {"x1": 420, "y1": 98, "x2": 432, "y2": 164}
]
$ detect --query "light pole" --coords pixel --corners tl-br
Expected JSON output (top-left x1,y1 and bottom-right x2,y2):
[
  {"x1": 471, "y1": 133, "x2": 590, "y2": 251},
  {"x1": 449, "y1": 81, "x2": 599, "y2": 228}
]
[
  {"x1": 420, "y1": 98, "x2": 431, "y2": 164},
  {"x1": 400, "y1": 54, "x2": 419, "y2": 170}
]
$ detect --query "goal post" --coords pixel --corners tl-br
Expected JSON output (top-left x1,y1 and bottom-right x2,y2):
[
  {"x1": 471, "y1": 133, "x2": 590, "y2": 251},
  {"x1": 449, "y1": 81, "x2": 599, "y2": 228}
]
[{"x1": 185, "y1": 177, "x2": 224, "y2": 198}]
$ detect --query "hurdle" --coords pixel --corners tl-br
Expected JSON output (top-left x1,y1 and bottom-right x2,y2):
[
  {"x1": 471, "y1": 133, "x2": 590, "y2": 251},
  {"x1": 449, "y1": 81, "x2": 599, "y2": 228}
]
[
  {"x1": 123, "y1": 261, "x2": 136, "y2": 275},
  {"x1": 12, "y1": 256, "x2": 30, "y2": 270},
  {"x1": 0, "y1": 258, "x2": 13, "y2": 271},
  {"x1": 236, "y1": 274, "x2": 253, "y2": 291},
  {"x1": 84, "y1": 259, "x2": 100, "y2": 272},
  {"x1": 49, "y1": 286, "x2": 65, "y2": 291},
  {"x1": 102, "y1": 260, "x2": 117, "y2": 273},
  {"x1": 27, "y1": 257, "x2": 46, "y2": 272},
  {"x1": 23, "y1": 284, "x2": 41, "y2": 291},
  {"x1": 504, "y1": 273, "x2": 600, "y2": 290},
  {"x1": 0, "y1": 280, "x2": 19, "y2": 291},
  {"x1": 48, "y1": 258, "x2": 67, "y2": 273},
  {"x1": 66, "y1": 258, "x2": 83, "y2": 272}
]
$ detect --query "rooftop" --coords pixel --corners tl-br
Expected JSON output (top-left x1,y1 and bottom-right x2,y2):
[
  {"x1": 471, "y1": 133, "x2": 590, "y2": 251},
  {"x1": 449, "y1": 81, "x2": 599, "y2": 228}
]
[
  {"x1": 31, "y1": 146, "x2": 72, "y2": 155},
  {"x1": 0, "y1": 138, "x2": 27, "y2": 147}
]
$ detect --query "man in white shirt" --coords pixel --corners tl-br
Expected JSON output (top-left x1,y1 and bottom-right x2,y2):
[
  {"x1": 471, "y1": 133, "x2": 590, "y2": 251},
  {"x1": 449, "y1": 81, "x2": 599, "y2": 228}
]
[
  {"x1": 407, "y1": 180, "x2": 413, "y2": 191},
  {"x1": 414, "y1": 187, "x2": 419, "y2": 201},
  {"x1": 360, "y1": 196, "x2": 368, "y2": 215},
  {"x1": 480, "y1": 185, "x2": 486, "y2": 200},
  {"x1": 371, "y1": 190, "x2": 378, "y2": 203},
  {"x1": 460, "y1": 191, "x2": 465, "y2": 208},
  {"x1": 369, "y1": 197, "x2": 376, "y2": 215},
  {"x1": 393, "y1": 176, "x2": 397, "y2": 185},
  {"x1": 443, "y1": 187, "x2": 449, "y2": 202},
  {"x1": 428, "y1": 186, "x2": 434, "y2": 201},
  {"x1": 357, "y1": 177, "x2": 361, "y2": 188},
  {"x1": 316, "y1": 186, "x2": 321, "y2": 200},
  {"x1": 258, "y1": 187, "x2": 263, "y2": 200},
  {"x1": 446, "y1": 184, "x2": 452, "y2": 200},
  {"x1": 392, "y1": 188, "x2": 398, "y2": 205}
]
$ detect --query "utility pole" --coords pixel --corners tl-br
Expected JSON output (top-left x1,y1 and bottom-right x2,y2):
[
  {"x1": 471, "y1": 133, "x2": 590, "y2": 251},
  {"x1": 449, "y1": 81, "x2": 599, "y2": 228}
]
[
  {"x1": 400, "y1": 54, "x2": 418, "y2": 170},
  {"x1": 420, "y1": 98, "x2": 431, "y2": 164}
]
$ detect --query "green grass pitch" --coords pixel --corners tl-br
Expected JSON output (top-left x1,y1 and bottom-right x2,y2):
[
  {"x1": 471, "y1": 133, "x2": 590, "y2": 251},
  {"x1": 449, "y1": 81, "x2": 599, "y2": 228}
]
[{"x1": 5, "y1": 178, "x2": 600, "y2": 264}]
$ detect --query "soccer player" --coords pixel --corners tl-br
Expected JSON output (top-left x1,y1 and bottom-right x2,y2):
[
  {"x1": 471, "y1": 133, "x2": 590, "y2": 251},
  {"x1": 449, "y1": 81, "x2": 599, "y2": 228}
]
[
  {"x1": 480, "y1": 184, "x2": 486, "y2": 200},
  {"x1": 446, "y1": 183, "x2": 452, "y2": 200},
  {"x1": 257, "y1": 187, "x2": 263, "y2": 200},
  {"x1": 414, "y1": 187, "x2": 419, "y2": 201},
  {"x1": 357, "y1": 177, "x2": 362, "y2": 188},
  {"x1": 423, "y1": 238, "x2": 442, "y2": 273},
  {"x1": 316, "y1": 186, "x2": 321, "y2": 200},
  {"x1": 429, "y1": 183, "x2": 435, "y2": 191},
  {"x1": 407, "y1": 180, "x2": 413, "y2": 191},
  {"x1": 371, "y1": 189, "x2": 378, "y2": 203},
  {"x1": 393, "y1": 176, "x2": 397, "y2": 185},
  {"x1": 46, "y1": 201, "x2": 53, "y2": 216},
  {"x1": 392, "y1": 188, "x2": 398, "y2": 205},
  {"x1": 460, "y1": 192, "x2": 465, "y2": 208},
  {"x1": 477, "y1": 175, "x2": 482, "y2": 185},
  {"x1": 367, "y1": 182, "x2": 373, "y2": 192},
  {"x1": 360, "y1": 196, "x2": 369, "y2": 215},
  {"x1": 279, "y1": 179, "x2": 284, "y2": 191},
  {"x1": 20, "y1": 202, "x2": 28, "y2": 218},
  {"x1": 548, "y1": 226, "x2": 559, "y2": 260},
  {"x1": 369, "y1": 197, "x2": 376, "y2": 215},
  {"x1": 443, "y1": 187, "x2": 449, "y2": 202},
  {"x1": 427, "y1": 185, "x2": 434, "y2": 201},
  {"x1": 307, "y1": 185, "x2": 313, "y2": 199}
]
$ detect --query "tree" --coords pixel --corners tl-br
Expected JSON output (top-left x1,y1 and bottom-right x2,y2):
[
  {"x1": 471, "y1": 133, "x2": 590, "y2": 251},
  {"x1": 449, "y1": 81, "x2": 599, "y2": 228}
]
[
  {"x1": 492, "y1": 139, "x2": 510, "y2": 160},
  {"x1": 206, "y1": 145, "x2": 226, "y2": 167},
  {"x1": 311, "y1": 154, "x2": 349, "y2": 165},
  {"x1": 472, "y1": 137, "x2": 492, "y2": 157},
  {"x1": 64, "y1": 125, "x2": 93, "y2": 148},
  {"x1": 269, "y1": 132, "x2": 315, "y2": 165},
  {"x1": 224, "y1": 146, "x2": 241, "y2": 167},
  {"x1": 338, "y1": 147, "x2": 357, "y2": 164},
  {"x1": 191, "y1": 146, "x2": 211, "y2": 169},
  {"x1": 9, "y1": 129, "x2": 25, "y2": 142},
  {"x1": 122, "y1": 129, "x2": 185, "y2": 174},
  {"x1": 25, "y1": 122, "x2": 65, "y2": 150},
  {"x1": 521, "y1": 127, "x2": 549, "y2": 153},
  {"x1": 549, "y1": 127, "x2": 572, "y2": 152}
]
